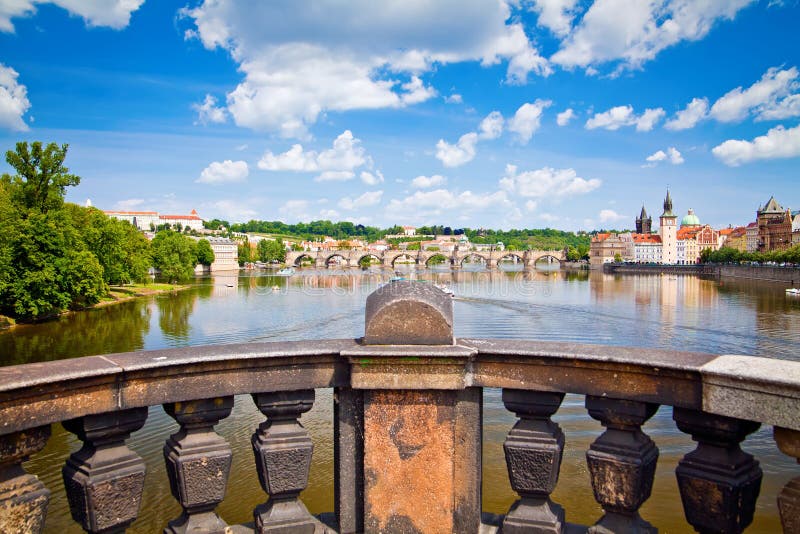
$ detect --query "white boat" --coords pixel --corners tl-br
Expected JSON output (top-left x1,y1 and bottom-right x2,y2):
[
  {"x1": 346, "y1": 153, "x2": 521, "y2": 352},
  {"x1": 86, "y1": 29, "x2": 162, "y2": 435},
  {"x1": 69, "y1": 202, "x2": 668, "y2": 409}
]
[
  {"x1": 277, "y1": 267, "x2": 295, "y2": 276},
  {"x1": 435, "y1": 283, "x2": 454, "y2": 297},
  {"x1": 786, "y1": 288, "x2": 800, "y2": 295}
]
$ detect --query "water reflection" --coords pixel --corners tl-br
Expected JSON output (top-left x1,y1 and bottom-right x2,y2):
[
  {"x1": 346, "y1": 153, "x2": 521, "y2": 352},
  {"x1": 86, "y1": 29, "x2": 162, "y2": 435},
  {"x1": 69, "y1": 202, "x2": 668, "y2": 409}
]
[{"x1": 3, "y1": 268, "x2": 799, "y2": 532}]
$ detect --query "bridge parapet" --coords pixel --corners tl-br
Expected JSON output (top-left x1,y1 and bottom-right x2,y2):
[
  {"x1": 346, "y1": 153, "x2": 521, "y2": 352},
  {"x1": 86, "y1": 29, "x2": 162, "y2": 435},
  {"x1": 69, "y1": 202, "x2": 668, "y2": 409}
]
[{"x1": 1, "y1": 283, "x2": 798, "y2": 533}]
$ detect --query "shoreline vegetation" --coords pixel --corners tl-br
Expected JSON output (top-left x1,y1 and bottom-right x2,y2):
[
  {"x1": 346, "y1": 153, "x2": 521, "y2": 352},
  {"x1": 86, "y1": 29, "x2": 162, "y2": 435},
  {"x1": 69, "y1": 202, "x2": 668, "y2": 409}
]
[{"x1": 0, "y1": 282, "x2": 190, "y2": 330}]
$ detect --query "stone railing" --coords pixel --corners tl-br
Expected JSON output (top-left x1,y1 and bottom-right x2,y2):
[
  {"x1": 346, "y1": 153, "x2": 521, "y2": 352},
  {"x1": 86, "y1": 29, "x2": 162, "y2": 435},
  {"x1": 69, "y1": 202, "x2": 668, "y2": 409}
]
[{"x1": 0, "y1": 281, "x2": 798, "y2": 533}]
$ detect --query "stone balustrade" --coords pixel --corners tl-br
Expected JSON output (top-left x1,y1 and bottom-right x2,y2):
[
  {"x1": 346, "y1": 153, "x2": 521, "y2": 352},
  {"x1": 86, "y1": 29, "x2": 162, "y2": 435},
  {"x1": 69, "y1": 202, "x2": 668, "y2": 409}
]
[{"x1": 0, "y1": 281, "x2": 798, "y2": 533}]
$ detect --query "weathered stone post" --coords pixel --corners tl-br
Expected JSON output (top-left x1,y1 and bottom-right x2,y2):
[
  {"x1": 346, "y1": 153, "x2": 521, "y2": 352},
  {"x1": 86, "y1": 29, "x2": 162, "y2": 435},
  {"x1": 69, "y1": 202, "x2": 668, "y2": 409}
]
[
  {"x1": 0, "y1": 426, "x2": 50, "y2": 534},
  {"x1": 343, "y1": 281, "x2": 481, "y2": 534},
  {"x1": 774, "y1": 426, "x2": 800, "y2": 533}
]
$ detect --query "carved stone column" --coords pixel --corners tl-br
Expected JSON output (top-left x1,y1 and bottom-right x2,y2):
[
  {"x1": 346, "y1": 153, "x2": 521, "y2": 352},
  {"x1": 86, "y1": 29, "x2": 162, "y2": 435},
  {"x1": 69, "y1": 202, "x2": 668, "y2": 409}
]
[
  {"x1": 163, "y1": 397, "x2": 233, "y2": 533},
  {"x1": 774, "y1": 427, "x2": 800, "y2": 534},
  {"x1": 251, "y1": 389, "x2": 316, "y2": 534},
  {"x1": 62, "y1": 407, "x2": 148, "y2": 533},
  {"x1": 0, "y1": 425, "x2": 50, "y2": 534},
  {"x1": 585, "y1": 396, "x2": 659, "y2": 533},
  {"x1": 673, "y1": 408, "x2": 762, "y2": 534},
  {"x1": 502, "y1": 389, "x2": 566, "y2": 534}
]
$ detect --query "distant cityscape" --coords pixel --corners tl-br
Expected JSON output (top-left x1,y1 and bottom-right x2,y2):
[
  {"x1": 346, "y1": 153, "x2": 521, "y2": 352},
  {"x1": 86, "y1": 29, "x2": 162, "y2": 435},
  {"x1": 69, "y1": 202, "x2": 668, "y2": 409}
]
[{"x1": 589, "y1": 191, "x2": 800, "y2": 266}]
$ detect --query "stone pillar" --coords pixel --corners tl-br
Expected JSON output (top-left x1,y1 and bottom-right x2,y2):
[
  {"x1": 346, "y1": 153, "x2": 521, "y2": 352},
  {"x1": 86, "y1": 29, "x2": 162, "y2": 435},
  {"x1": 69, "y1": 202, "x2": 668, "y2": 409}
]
[
  {"x1": 502, "y1": 389, "x2": 566, "y2": 534},
  {"x1": 334, "y1": 387, "x2": 364, "y2": 534},
  {"x1": 673, "y1": 407, "x2": 762, "y2": 534},
  {"x1": 163, "y1": 397, "x2": 234, "y2": 534},
  {"x1": 352, "y1": 281, "x2": 481, "y2": 534},
  {"x1": 62, "y1": 407, "x2": 148, "y2": 533},
  {"x1": 251, "y1": 389, "x2": 317, "y2": 534},
  {"x1": 774, "y1": 427, "x2": 800, "y2": 533},
  {"x1": 0, "y1": 426, "x2": 51, "y2": 534},
  {"x1": 585, "y1": 396, "x2": 659, "y2": 533}
]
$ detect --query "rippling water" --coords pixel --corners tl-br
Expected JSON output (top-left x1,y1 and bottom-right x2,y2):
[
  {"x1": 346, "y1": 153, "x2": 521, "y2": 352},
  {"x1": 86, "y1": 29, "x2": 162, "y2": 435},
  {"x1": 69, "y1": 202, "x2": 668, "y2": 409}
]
[{"x1": 3, "y1": 268, "x2": 799, "y2": 532}]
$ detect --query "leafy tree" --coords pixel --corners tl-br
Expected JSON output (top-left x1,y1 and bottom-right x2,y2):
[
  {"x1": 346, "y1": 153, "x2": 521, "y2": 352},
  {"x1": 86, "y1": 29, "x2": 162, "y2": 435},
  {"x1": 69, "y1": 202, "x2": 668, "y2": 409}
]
[
  {"x1": 237, "y1": 240, "x2": 252, "y2": 265},
  {"x1": 614, "y1": 253, "x2": 623, "y2": 263},
  {"x1": 406, "y1": 242, "x2": 421, "y2": 251},
  {"x1": 196, "y1": 239, "x2": 215, "y2": 266},
  {"x1": 257, "y1": 238, "x2": 285, "y2": 262},
  {"x1": 1, "y1": 142, "x2": 79, "y2": 214},
  {"x1": 151, "y1": 231, "x2": 198, "y2": 282}
]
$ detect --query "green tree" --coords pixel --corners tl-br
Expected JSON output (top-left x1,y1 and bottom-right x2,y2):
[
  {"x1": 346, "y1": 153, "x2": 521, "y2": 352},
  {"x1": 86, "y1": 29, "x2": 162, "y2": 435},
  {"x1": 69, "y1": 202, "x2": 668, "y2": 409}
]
[
  {"x1": 1, "y1": 142, "x2": 79, "y2": 214},
  {"x1": 151, "y1": 231, "x2": 198, "y2": 282},
  {"x1": 237, "y1": 240, "x2": 252, "y2": 266},
  {"x1": 196, "y1": 239, "x2": 215, "y2": 266},
  {"x1": 614, "y1": 253, "x2": 623, "y2": 263},
  {"x1": 257, "y1": 238, "x2": 285, "y2": 262}
]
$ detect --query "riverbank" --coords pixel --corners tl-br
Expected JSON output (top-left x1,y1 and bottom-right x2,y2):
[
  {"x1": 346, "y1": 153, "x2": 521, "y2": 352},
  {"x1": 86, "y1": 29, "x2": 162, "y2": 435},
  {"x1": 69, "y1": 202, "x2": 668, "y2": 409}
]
[
  {"x1": 0, "y1": 283, "x2": 190, "y2": 331},
  {"x1": 603, "y1": 263, "x2": 800, "y2": 284}
]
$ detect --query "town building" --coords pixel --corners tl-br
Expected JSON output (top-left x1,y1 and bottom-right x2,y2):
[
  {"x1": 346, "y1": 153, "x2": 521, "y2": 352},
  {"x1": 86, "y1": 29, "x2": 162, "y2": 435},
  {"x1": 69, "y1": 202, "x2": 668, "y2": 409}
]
[
  {"x1": 757, "y1": 197, "x2": 792, "y2": 251},
  {"x1": 103, "y1": 210, "x2": 160, "y2": 231},
  {"x1": 635, "y1": 205, "x2": 652, "y2": 234},
  {"x1": 589, "y1": 233, "x2": 632, "y2": 266},
  {"x1": 207, "y1": 237, "x2": 239, "y2": 272},
  {"x1": 402, "y1": 226, "x2": 417, "y2": 236},
  {"x1": 723, "y1": 226, "x2": 748, "y2": 252},
  {"x1": 745, "y1": 222, "x2": 759, "y2": 252},
  {"x1": 632, "y1": 233, "x2": 661, "y2": 263},
  {"x1": 159, "y1": 209, "x2": 204, "y2": 232},
  {"x1": 659, "y1": 190, "x2": 678, "y2": 265},
  {"x1": 792, "y1": 211, "x2": 800, "y2": 245}
]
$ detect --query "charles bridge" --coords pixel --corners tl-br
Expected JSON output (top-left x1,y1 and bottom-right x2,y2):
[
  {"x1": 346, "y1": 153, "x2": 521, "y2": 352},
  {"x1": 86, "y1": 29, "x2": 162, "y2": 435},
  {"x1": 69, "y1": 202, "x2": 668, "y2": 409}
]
[
  {"x1": 1, "y1": 282, "x2": 799, "y2": 533},
  {"x1": 286, "y1": 248, "x2": 566, "y2": 269}
]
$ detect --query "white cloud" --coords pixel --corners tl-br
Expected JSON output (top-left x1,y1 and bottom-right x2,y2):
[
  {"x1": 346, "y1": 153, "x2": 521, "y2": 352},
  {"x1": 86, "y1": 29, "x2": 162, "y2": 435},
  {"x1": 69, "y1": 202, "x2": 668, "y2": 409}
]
[
  {"x1": 499, "y1": 164, "x2": 601, "y2": 199},
  {"x1": 114, "y1": 198, "x2": 144, "y2": 210},
  {"x1": 279, "y1": 199, "x2": 311, "y2": 222},
  {"x1": 556, "y1": 108, "x2": 575, "y2": 126},
  {"x1": 759, "y1": 93, "x2": 800, "y2": 121},
  {"x1": 599, "y1": 209, "x2": 627, "y2": 223},
  {"x1": 183, "y1": 1, "x2": 549, "y2": 138},
  {"x1": 319, "y1": 209, "x2": 340, "y2": 219},
  {"x1": 204, "y1": 199, "x2": 258, "y2": 223},
  {"x1": 338, "y1": 190, "x2": 383, "y2": 210},
  {"x1": 315, "y1": 171, "x2": 355, "y2": 182},
  {"x1": 508, "y1": 99, "x2": 552, "y2": 142},
  {"x1": 0, "y1": 0, "x2": 144, "y2": 32},
  {"x1": 258, "y1": 130, "x2": 369, "y2": 180},
  {"x1": 644, "y1": 147, "x2": 683, "y2": 167},
  {"x1": 710, "y1": 66, "x2": 800, "y2": 122},
  {"x1": 192, "y1": 94, "x2": 227, "y2": 125},
  {"x1": 435, "y1": 132, "x2": 478, "y2": 167},
  {"x1": 411, "y1": 175, "x2": 447, "y2": 189},
  {"x1": 360, "y1": 170, "x2": 384, "y2": 185},
  {"x1": 525, "y1": 200, "x2": 538, "y2": 211},
  {"x1": 478, "y1": 111, "x2": 504, "y2": 140},
  {"x1": 585, "y1": 105, "x2": 664, "y2": 131},
  {"x1": 664, "y1": 97, "x2": 708, "y2": 130},
  {"x1": 530, "y1": 0, "x2": 579, "y2": 37},
  {"x1": 712, "y1": 124, "x2": 800, "y2": 166},
  {"x1": 551, "y1": 0, "x2": 754, "y2": 72},
  {"x1": 197, "y1": 160, "x2": 249, "y2": 184},
  {"x1": 444, "y1": 93, "x2": 463, "y2": 104},
  {"x1": 386, "y1": 188, "x2": 512, "y2": 221},
  {"x1": 635, "y1": 108, "x2": 665, "y2": 131},
  {"x1": 0, "y1": 64, "x2": 30, "y2": 131}
]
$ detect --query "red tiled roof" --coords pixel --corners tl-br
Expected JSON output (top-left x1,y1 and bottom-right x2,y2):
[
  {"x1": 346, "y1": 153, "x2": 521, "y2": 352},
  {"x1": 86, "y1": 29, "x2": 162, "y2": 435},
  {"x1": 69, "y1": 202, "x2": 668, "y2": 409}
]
[
  {"x1": 104, "y1": 210, "x2": 158, "y2": 215},
  {"x1": 632, "y1": 233, "x2": 661, "y2": 243},
  {"x1": 677, "y1": 227, "x2": 700, "y2": 239},
  {"x1": 160, "y1": 214, "x2": 202, "y2": 220}
]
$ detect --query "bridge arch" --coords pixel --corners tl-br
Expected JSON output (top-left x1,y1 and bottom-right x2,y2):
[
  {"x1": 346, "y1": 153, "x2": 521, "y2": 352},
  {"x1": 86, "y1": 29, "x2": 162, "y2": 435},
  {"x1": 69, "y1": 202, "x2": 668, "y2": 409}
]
[
  {"x1": 390, "y1": 253, "x2": 417, "y2": 267},
  {"x1": 533, "y1": 254, "x2": 561, "y2": 266},
  {"x1": 424, "y1": 253, "x2": 450, "y2": 268},
  {"x1": 460, "y1": 253, "x2": 488, "y2": 267},
  {"x1": 497, "y1": 252, "x2": 525, "y2": 264},
  {"x1": 324, "y1": 253, "x2": 349, "y2": 268},
  {"x1": 356, "y1": 253, "x2": 384, "y2": 267},
  {"x1": 293, "y1": 253, "x2": 316, "y2": 267}
]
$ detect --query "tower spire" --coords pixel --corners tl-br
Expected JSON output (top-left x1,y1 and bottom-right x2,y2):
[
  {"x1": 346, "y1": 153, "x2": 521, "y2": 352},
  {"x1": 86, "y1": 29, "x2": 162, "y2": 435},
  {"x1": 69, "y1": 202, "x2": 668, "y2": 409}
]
[{"x1": 662, "y1": 189, "x2": 674, "y2": 217}]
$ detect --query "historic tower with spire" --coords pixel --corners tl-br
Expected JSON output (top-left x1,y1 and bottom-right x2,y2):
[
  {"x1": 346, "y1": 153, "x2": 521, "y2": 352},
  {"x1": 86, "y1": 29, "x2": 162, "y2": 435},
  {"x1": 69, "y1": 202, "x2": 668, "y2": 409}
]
[
  {"x1": 660, "y1": 190, "x2": 677, "y2": 264},
  {"x1": 636, "y1": 205, "x2": 652, "y2": 234}
]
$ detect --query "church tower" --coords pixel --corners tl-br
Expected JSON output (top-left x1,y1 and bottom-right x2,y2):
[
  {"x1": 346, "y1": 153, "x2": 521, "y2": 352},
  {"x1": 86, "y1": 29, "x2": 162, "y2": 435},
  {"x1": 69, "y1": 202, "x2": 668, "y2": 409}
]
[
  {"x1": 660, "y1": 190, "x2": 677, "y2": 264},
  {"x1": 636, "y1": 205, "x2": 652, "y2": 234}
]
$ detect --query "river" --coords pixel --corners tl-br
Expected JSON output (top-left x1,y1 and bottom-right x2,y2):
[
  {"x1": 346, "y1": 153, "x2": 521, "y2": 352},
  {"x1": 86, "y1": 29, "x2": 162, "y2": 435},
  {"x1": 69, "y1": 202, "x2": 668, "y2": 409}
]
[{"x1": 1, "y1": 267, "x2": 798, "y2": 532}]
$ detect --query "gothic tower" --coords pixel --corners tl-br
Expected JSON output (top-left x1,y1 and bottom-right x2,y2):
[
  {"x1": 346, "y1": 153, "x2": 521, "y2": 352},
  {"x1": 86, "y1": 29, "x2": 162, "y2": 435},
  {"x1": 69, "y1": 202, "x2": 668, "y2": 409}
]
[
  {"x1": 636, "y1": 205, "x2": 652, "y2": 234},
  {"x1": 660, "y1": 190, "x2": 677, "y2": 264}
]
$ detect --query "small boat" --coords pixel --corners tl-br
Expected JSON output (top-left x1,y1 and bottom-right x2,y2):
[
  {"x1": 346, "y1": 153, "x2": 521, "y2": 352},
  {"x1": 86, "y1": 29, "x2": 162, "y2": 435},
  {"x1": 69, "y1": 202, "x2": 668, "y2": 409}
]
[
  {"x1": 277, "y1": 267, "x2": 295, "y2": 276},
  {"x1": 225, "y1": 284, "x2": 234, "y2": 288},
  {"x1": 272, "y1": 285, "x2": 280, "y2": 291},
  {"x1": 786, "y1": 288, "x2": 800, "y2": 295},
  {"x1": 435, "y1": 283, "x2": 454, "y2": 297}
]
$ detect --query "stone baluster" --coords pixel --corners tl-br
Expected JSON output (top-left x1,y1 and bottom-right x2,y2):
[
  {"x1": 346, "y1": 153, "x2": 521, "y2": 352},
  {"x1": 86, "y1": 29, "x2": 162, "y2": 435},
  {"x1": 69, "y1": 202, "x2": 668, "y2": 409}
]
[
  {"x1": 62, "y1": 407, "x2": 148, "y2": 534},
  {"x1": 502, "y1": 389, "x2": 566, "y2": 534},
  {"x1": 251, "y1": 389, "x2": 316, "y2": 534},
  {"x1": 673, "y1": 408, "x2": 762, "y2": 534},
  {"x1": 774, "y1": 427, "x2": 800, "y2": 533},
  {"x1": 163, "y1": 397, "x2": 234, "y2": 533},
  {"x1": 0, "y1": 425, "x2": 51, "y2": 533},
  {"x1": 585, "y1": 396, "x2": 659, "y2": 533}
]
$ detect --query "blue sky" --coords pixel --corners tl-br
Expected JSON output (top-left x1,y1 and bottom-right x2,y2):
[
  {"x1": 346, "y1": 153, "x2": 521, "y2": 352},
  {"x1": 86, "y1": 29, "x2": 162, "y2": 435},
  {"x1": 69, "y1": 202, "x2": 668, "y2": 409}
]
[{"x1": 0, "y1": 0, "x2": 799, "y2": 231}]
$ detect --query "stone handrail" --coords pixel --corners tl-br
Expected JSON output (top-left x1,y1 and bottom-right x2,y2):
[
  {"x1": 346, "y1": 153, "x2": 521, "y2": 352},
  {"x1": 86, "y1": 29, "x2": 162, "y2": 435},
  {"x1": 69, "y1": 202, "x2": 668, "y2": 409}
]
[{"x1": 0, "y1": 281, "x2": 798, "y2": 533}]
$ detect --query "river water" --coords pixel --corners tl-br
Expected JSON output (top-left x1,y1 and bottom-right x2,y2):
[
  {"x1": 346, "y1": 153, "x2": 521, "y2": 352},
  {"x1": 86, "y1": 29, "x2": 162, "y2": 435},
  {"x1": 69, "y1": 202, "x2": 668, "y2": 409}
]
[{"x1": 2, "y1": 267, "x2": 799, "y2": 533}]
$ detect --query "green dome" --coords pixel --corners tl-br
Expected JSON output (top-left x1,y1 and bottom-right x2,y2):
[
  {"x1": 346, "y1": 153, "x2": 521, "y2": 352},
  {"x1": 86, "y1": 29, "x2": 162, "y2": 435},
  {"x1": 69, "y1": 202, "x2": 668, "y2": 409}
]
[{"x1": 681, "y1": 208, "x2": 701, "y2": 227}]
